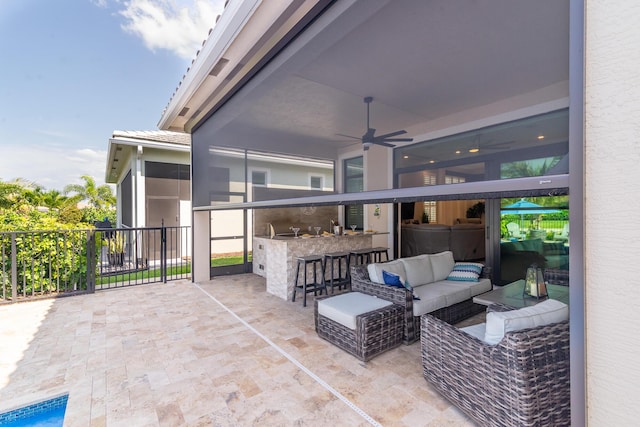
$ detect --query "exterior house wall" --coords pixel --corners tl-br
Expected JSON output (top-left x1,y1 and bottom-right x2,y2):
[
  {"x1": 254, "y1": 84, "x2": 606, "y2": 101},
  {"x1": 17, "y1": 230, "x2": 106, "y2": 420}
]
[
  {"x1": 112, "y1": 146, "x2": 190, "y2": 229},
  {"x1": 585, "y1": 0, "x2": 640, "y2": 423}
]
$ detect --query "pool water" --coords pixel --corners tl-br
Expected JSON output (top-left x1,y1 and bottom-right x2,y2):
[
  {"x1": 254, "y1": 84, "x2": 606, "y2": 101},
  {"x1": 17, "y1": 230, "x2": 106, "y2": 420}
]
[{"x1": 0, "y1": 394, "x2": 68, "y2": 427}]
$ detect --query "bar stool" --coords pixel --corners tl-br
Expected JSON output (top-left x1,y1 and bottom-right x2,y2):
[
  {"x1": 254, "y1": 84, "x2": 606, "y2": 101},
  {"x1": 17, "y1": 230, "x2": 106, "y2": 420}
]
[
  {"x1": 322, "y1": 251, "x2": 350, "y2": 294},
  {"x1": 292, "y1": 255, "x2": 326, "y2": 307},
  {"x1": 370, "y1": 247, "x2": 390, "y2": 263},
  {"x1": 349, "y1": 248, "x2": 373, "y2": 266}
]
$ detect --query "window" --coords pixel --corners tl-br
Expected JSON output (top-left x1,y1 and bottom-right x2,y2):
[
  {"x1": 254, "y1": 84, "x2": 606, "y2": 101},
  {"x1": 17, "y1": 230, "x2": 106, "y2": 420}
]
[
  {"x1": 344, "y1": 156, "x2": 364, "y2": 230},
  {"x1": 395, "y1": 109, "x2": 569, "y2": 187},
  {"x1": 251, "y1": 170, "x2": 267, "y2": 187},
  {"x1": 310, "y1": 175, "x2": 323, "y2": 190}
]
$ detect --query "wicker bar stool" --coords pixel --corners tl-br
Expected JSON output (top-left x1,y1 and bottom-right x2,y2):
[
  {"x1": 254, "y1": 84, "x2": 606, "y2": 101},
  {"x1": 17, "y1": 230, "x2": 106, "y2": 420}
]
[
  {"x1": 370, "y1": 247, "x2": 390, "y2": 263},
  {"x1": 292, "y1": 255, "x2": 326, "y2": 307},
  {"x1": 322, "y1": 251, "x2": 350, "y2": 294}
]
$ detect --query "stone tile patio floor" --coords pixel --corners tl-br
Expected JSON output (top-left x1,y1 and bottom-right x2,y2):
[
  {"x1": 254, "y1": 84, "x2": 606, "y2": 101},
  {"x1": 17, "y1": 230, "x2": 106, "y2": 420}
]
[{"x1": 0, "y1": 274, "x2": 479, "y2": 426}]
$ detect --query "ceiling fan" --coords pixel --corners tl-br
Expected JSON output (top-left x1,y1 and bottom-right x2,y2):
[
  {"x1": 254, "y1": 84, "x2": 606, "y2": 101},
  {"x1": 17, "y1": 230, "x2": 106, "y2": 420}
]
[{"x1": 337, "y1": 96, "x2": 413, "y2": 151}]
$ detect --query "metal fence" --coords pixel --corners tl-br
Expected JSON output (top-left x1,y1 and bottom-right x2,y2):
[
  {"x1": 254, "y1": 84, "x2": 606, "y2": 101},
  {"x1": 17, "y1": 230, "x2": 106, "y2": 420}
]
[{"x1": 0, "y1": 226, "x2": 191, "y2": 303}]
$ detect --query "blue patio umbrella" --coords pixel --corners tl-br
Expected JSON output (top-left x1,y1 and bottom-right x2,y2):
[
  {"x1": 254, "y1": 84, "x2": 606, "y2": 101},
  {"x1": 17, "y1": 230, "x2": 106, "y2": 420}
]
[
  {"x1": 501, "y1": 199, "x2": 560, "y2": 230},
  {"x1": 501, "y1": 199, "x2": 560, "y2": 215}
]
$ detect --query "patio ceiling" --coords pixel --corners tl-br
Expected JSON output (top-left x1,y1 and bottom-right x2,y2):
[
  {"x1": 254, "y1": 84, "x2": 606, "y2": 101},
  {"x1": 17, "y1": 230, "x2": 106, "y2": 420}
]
[{"x1": 160, "y1": 0, "x2": 569, "y2": 160}]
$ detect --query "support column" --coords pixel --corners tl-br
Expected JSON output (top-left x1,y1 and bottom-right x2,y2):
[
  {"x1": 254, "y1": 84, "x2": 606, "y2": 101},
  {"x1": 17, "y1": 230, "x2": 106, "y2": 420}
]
[{"x1": 192, "y1": 211, "x2": 210, "y2": 282}]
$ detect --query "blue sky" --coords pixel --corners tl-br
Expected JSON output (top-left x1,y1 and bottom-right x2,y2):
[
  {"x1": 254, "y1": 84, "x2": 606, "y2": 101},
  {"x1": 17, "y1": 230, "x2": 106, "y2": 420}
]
[{"x1": 0, "y1": 0, "x2": 224, "y2": 191}]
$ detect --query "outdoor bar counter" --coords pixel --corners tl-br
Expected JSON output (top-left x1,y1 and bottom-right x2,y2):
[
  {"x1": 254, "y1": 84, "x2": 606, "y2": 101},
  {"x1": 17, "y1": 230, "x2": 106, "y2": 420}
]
[{"x1": 253, "y1": 233, "x2": 382, "y2": 301}]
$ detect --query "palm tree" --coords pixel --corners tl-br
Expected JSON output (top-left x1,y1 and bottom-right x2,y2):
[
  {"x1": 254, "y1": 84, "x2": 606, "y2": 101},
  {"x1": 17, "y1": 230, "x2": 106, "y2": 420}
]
[
  {"x1": 501, "y1": 157, "x2": 563, "y2": 179},
  {"x1": 63, "y1": 175, "x2": 115, "y2": 209},
  {"x1": 41, "y1": 190, "x2": 69, "y2": 210}
]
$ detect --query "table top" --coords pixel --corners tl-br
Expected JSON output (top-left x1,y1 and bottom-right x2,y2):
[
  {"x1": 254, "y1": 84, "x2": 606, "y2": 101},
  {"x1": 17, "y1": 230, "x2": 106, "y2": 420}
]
[{"x1": 473, "y1": 279, "x2": 569, "y2": 309}]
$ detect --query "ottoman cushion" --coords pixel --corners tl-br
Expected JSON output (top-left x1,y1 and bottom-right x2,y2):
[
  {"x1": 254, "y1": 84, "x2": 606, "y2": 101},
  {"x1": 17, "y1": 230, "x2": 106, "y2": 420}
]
[{"x1": 317, "y1": 291, "x2": 393, "y2": 330}]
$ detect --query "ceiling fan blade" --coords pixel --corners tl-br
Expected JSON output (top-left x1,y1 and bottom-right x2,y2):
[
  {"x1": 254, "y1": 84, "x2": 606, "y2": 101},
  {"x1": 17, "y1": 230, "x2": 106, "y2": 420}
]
[
  {"x1": 335, "y1": 133, "x2": 361, "y2": 140},
  {"x1": 376, "y1": 129, "x2": 407, "y2": 139},
  {"x1": 363, "y1": 128, "x2": 376, "y2": 140},
  {"x1": 373, "y1": 141, "x2": 396, "y2": 148},
  {"x1": 380, "y1": 137, "x2": 413, "y2": 143}
]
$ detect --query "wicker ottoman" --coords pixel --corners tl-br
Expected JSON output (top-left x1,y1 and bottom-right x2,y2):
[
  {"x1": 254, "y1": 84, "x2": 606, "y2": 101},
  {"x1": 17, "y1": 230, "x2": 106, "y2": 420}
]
[{"x1": 314, "y1": 292, "x2": 403, "y2": 361}]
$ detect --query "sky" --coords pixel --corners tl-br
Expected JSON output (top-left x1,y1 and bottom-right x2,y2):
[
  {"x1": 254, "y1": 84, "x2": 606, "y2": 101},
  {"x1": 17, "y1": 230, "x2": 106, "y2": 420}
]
[{"x1": 0, "y1": 0, "x2": 225, "y2": 191}]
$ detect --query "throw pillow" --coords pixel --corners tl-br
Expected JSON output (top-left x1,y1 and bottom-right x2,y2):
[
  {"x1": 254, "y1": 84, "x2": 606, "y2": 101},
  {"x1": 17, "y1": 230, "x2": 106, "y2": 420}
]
[
  {"x1": 382, "y1": 270, "x2": 405, "y2": 288},
  {"x1": 446, "y1": 262, "x2": 484, "y2": 282}
]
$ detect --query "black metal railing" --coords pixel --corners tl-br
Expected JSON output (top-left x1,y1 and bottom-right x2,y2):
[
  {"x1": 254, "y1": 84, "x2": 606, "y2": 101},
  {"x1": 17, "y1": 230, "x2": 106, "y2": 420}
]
[
  {"x1": 96, "y1": 225, "x2": 191, "y2": 289},
  {"x1": 0, "y1": 225, "x2": 191, "y2": 303}
]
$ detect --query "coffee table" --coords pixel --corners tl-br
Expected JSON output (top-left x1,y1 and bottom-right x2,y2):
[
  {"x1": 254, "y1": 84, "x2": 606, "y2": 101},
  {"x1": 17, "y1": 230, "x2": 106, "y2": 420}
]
[{"x1": 473, "y1": 279, "x2": 569, "y2": 309}]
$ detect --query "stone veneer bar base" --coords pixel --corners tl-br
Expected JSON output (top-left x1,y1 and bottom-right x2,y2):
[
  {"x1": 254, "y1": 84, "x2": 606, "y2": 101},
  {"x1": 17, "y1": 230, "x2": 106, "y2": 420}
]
[{"x1": 253, "y1": 234, "x2": 375, "y2": 301}]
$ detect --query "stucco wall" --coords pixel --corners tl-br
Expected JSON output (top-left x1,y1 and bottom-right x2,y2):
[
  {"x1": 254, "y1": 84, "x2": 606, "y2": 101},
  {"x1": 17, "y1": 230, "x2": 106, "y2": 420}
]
[{"x1": 585, "y1": 0, "x2": 640, "y2": 423}]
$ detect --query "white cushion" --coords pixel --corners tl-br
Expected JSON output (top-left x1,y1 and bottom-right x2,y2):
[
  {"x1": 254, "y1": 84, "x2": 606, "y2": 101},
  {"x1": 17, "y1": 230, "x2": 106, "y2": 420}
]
[
  {"x1": 444, "y1": 278, "x2": 492, "y2": 297},
  {"x1": 460, "y1": 323, "x2": 486, "y2": 341},
  {"x1": 317, "y1": 292, "x2": 393, "y2": 330},
  {"x1": 411, "y1": 283, "x2": 455, "y2": 316},
  {"x1": 429, "y1": 251, "x2": 455, "y2": 281},
  {"x1": 367, "y1": 260, "x2": 406, "y2": 284},
  {"x1": 484, "y1": 299, "x2": 569, "y2": 345},
  {"x1": 399, "y1": 254, "x2": 434, "y2": 286}
]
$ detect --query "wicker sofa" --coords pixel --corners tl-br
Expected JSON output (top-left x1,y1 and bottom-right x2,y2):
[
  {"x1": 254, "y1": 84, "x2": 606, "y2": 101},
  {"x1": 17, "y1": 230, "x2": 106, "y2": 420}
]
[
  {"x1": 350, "y1": 251, "x2": 491, "y2": 343},
  {"x1": 421, "y1": 303, "x2": 570, "y2": 426}
]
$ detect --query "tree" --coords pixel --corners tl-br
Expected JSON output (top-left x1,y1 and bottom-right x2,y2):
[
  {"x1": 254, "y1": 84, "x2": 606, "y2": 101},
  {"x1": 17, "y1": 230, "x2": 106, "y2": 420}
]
[
  {"x1": 41, "y1": 190, "x2": 69, "y2": 210},
  {"x1": 64, "y1": 175, "x2": 115, "y2": 209},
  {"x1": 0, "y1": 180, "x2": 23, "y2": 209}
]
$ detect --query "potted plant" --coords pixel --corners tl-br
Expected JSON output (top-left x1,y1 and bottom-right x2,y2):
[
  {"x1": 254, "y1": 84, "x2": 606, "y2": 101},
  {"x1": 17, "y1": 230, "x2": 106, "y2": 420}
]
[
  {"x1": 106, "y1": 232, "x2": 126, "y2": 266},
  {"x1": 466, "y1": 201, "x2": 485, "y2": 219}
]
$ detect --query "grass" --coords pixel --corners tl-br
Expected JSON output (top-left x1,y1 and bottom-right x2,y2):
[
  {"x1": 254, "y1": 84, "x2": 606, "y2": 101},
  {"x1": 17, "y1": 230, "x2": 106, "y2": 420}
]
[
  {"x1": 97, "y1": 264, "x2": 191, "y2": 285},
  {"x1": 211, "y1": 254, "x2": 252, "y2": 267},
  {"x1": 96, "y1": 254, "x2": 252, "y2": 285}
]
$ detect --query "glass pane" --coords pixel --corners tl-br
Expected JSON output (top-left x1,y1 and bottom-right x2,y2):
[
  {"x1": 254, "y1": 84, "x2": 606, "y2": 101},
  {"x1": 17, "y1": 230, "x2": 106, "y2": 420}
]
[
  {"x1": 247, "y1": 150, "x2": 334, "y2": 202},
  {"x1": 395, "y1": 109, "x2": 569, "y2": 184},
  {"x1": 499, "y1": 195, "x2": 569, "y2": 286},
  {"x1": 501, "y1": 156, "x2": 565, "y2": 178},
  {"x1": 210, "y1": 238, "x2": 247, "y2": 267},
  {"x1": 344, "y1": 156, "x2": 364, "y2": 230},
  {"x1": 252, "y1": 171, "x2": 267, "y2": 186}
]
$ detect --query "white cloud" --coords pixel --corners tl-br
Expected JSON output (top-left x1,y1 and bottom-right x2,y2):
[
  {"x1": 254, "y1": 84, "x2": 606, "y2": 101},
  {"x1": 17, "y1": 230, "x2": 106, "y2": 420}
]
[
  {"x1": 0, "y1": 145, "x2": 112, "y2": 191},
  {"x1": 118, "y1": 0, "x2": 226, "y2": 59},
  {"x1": 91, "y1": 0, "x2": 109, "y2": 8}
]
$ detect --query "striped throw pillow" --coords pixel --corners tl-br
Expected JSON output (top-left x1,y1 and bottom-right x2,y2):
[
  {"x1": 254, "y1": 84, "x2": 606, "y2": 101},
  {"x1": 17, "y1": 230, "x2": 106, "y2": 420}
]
[{"x1": 446, "y1": 262, "x2": 484, "y2": 282}]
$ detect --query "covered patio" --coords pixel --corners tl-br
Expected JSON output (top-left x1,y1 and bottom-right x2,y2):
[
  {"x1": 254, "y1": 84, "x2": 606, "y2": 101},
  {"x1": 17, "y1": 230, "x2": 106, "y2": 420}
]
[{"x1": 0, "y1": 279, "x2": 477, "y2": 426}]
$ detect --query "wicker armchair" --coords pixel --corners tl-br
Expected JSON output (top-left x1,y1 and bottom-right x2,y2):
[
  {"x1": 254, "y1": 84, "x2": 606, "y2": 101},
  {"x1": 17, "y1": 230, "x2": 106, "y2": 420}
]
[
  {"x1": 350, "y1": 264, "x2": 487, "y2": 344},
  {"x1": 421, "y1": 305, "x2": 571, "y2": 427}
]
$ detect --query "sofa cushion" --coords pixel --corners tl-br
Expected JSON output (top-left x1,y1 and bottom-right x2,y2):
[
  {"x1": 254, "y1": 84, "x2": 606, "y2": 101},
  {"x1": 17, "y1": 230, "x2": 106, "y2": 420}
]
[
  {"x1": 399, "y1": 254, "x2": 434, "y2": 286},
  {"x1": 429, "y1": 251, "x2": 455, "y2": 281},
  {"x1": 411, "y1": 285, "x2": 448, "y2": 316},
  {"x1": 452, "y1": 277, "x2": 492, "y2": 296},
  {"x1": 317, "y1": 292, "x2": 393, "y2": 330},
  {"x1": 484, "y1": 299, "x2": 569, "y2": 345},
  {"x1": 446, "y1": 262, "x2": 484, "y2": 282},
  {"x1": 368, "y1": 259, "x2": 406, "y2": 284}
]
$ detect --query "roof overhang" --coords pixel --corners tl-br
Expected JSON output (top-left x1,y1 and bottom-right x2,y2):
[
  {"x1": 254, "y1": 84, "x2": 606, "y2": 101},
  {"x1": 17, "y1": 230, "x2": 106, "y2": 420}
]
[
  {"x1": 158, "y1": 0, "x2": 569, "y2": 162},
  {"x1": 158, "y1": 0, "x2": 335, "y2": 133},
  {"x1": 105, "y1": 132, "x2": 191, "y2": 184}
]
